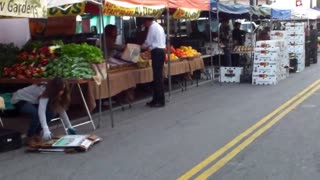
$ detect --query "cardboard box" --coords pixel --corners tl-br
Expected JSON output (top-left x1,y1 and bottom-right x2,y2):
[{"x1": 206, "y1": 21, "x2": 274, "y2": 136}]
[
  {"x1": 220, "y1": 67, "x2": 243, "y2": 83},
  {"x1": 289, "y1": 52, "x2": 305, "y2": 60},
  {"x1": 287, "y1": 45, "x2": 305, "y2": 53},
  {"x1": 287, "y1": 33, "x2": 305, "y2": 41},
  {"x1": 287, "y1": 39, "x2": 305, "y2": 45},
  {"x1": 256, "y1": 40, "x2": 285, "y2": 49},
  {"x1": 270, "y1": 31, "x2": 287, "y2": 40},
  {"x1": 254, "y1": 56, "x2": 279, "y2": 62},
  {"x1": 286, "y1": 26, "x2": 304, "y2": 32},
  {"x1": 252, "y1": 74, "x2": 278, "y2": 85},
  {"x1": 253, "y1": 62, "x2": 279, "y2": 74},
  {"x1": 26, "y1": 135, "x2": 102, "y2": 153},
  {"x1": 286, "y1": 22, "x2": 305, "y2": 27},
  {"x1": 254, "y1": 47, "x2": 280, "y2": 60},
  {"x1": 297, "y1": 63, "x2": 305, "y2": 72}
]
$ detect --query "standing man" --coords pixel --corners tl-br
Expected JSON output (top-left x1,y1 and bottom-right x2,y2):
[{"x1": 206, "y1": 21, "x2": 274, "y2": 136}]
[
  {"x1": 220, "y1": 19, "x2": 232, "y2": 66},
  {"x1": 142, "y1": 17, "x2": 166, "y2": 108},
  {"x1": 232, "y1": 22, "x2": 245, "y2": 46}
]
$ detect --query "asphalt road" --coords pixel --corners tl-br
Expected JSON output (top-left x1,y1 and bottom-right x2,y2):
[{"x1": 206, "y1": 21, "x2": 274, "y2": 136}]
[{"x1": 1, "y1": 62, "x2": 320, "y2": 180}]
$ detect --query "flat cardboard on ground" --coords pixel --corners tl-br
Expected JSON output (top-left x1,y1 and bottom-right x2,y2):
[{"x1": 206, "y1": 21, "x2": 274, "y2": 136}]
[{"x1": 26, "y1": 135, "x2": 101, "y2": 153}]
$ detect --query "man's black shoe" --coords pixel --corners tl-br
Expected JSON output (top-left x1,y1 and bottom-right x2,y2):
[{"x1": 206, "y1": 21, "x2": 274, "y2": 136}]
[
  {"x1": 146, "y1": 101, "x2": 156, "y2": 107},
  {"x1": 150, "y1": 103, "x2": 165, "y2": 108}
]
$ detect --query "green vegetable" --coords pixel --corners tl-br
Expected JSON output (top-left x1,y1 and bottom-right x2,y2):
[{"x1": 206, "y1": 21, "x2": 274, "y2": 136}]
[
  {"x1": 50, "y1": 40, "x2": 64, "y2": 46},
  {"x1": 44, "y1": 55, "x2": 94, "y2": 78},
  {"x1": 0, "y1": 43, "x2": 19, "y2": 77},
  {"x1": 59, "y1": 43, "x2": 103, "y2": 64},
  {"x1": 22, "y1": 41, "x2": 43, "y2": 51}
]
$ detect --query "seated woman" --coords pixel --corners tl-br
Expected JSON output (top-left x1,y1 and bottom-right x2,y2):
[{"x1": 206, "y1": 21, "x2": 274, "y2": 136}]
[
  {"x1": 11, "y1": 77, "x2": 76, "y2": 144},
  {"x1": 104, "y1": 24, "x2": 126, "y2": 60}
]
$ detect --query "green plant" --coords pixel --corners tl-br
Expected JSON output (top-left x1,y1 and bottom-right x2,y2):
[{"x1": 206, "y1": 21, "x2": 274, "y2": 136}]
[{"x1": 0, "y1": 43, "x2": 19, "y2": 77}]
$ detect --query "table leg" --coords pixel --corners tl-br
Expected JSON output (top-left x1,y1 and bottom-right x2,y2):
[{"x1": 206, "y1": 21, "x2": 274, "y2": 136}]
[
  {"x1": 76, "y1": 83, "x2": 96, "y2": 130},
  {"x1": 0, "y1": 117, "x2": 3, "y2": 128}
]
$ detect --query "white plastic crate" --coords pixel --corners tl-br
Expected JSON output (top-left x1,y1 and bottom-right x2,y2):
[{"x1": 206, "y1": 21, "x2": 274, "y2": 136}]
[{"x1": 220, "y1": 67, "x2": 243, "y2": 83}]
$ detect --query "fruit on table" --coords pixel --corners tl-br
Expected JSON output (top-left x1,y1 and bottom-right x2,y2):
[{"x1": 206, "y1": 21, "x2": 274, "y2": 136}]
[
  {"x1": 175, "y1": 46, "x2": 200, "y2": 57},
  {"x1": 140, "y1": 50, "x2": 151, "y2": 61},
  {"x1": 3, "y1": 64, "x2": 44, "y2": 79},
  {"x1": 165, "y1": 53, "x2": 179, "y2": 62}
]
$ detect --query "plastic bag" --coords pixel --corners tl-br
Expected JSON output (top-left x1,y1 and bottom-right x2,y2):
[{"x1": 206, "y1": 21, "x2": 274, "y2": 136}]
[{"x1": 121, "y1": 43, "x2": 141, "y2": 63}]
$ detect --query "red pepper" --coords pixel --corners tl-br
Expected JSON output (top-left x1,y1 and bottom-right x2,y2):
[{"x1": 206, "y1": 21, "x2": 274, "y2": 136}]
[{"x1": 41, "y1": 59, "x2": 49, "y2": 65}]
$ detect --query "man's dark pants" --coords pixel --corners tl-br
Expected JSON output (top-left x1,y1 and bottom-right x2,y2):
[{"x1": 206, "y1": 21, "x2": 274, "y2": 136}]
[{"x1": 151, "y1": 48, "x2": 165, "y2": 105}]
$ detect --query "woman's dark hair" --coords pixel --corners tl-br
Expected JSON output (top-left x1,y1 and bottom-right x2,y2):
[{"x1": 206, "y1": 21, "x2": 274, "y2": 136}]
[
  {"x1": 104, "y1": 24, "x2": 117, "y2": 38},
  {"x1": 42, "y1": 77, "x2": 71, "y2": 113}
]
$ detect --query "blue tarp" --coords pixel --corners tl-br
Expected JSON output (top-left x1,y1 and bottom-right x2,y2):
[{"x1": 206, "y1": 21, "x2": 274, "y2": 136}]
[
  {"x1": 271, "y1": 9, "x2": 291, "y2": 19},
  {"x1": 210, "y1": 0, "x2": 250, "y2": 14},
  {"x1": 209, "y1": 1, "x2": 290, "y2": 20},
  {"x1": 210, "y1": 0, "x2": 217, "y2": 10},
  {"x1": 217, "y1": 3, "x2": 251, "y2": 15}
]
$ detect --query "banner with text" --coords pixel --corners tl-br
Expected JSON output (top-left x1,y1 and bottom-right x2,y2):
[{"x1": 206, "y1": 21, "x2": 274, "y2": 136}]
[
  {"x1": 103, "y1": 0, "x2": 165, "y2": 18},
  {"x1": 48, "y1": 3, "x2": 85, "y2": 17},
  {"x1": 173, "y1": 8, "x2": 201, "y2": 20},
  {"x1": 0, "y1": 0, "x2": 47, "y2": 18}
]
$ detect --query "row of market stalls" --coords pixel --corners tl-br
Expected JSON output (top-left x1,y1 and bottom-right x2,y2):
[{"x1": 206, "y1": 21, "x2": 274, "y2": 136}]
[
  {"x1": 0, "y1": 0, "x2": 211, "y2": 132},
  {"x1": 209, "y1": 1, "x2": 320, "y2": 20},
  {"x1": 0, "y1": 0, "x2": 319, "y2": 133}
]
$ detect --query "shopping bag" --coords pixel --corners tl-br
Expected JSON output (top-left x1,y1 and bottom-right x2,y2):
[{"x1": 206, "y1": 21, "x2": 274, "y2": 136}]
[{"x1": 121, "y1": 43, "x2": 141, "y2": 63}]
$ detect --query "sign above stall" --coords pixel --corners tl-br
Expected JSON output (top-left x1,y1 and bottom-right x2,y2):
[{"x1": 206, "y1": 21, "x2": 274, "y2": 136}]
[
  {"x1": 0, "y1": 0, "x2": 47, "y2": 18},
  {"x1": 103, "y1": 0, "x2": 165, "y2": 18},
  {"x1": 48, "y1": 3, "x2": 85, "y2": 17},
  {"x1": 172, "y1": 8, "x2": 201, "y2": 20}
]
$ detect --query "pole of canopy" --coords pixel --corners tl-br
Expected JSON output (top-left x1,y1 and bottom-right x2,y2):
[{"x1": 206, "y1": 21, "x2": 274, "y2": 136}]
[
  {"x1": 217, "y1": 2, "x2": 221, "y2": 84},
  {"x1": 250, "y1": 13, "x2": 254, "y2": 76},
  {"x1": 208, "y1": 10, "x2": 214, "y2": 83},
  {"x1": 96, "y1": 2, "x2": 103, "y2": 129},
  {"x1": 166, "y1": 7, "x2": 172, "y2": 100},
  {"x1": 98, "y1": 1, "x2": 114, "y2": 128}
]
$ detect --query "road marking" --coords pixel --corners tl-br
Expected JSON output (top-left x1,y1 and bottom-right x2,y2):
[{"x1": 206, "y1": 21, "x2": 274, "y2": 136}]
[
  {"x1": 195, "y1": 83, "x2": 320, "y2": 179},
  {"x1": 177, "y1": 80, "x2": 320, "y2": 180}
]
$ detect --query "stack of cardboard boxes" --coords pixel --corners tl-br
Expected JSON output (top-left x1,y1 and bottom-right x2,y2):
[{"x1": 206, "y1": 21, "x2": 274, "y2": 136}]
[
  {"x1": 270, "y1": 30, "x2": 290, "y2": 80},
  {"x1": 252, "y1": 40, "x2": 289, "y2": 85},
  {"x1": 285, "y1": 22, "x2": 305, "y2": 72}
]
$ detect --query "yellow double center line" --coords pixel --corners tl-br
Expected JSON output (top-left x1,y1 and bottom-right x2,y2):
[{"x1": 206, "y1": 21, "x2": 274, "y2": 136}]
[{"x1": 178, "y1": 80, "x2": 320, "y2": 180}]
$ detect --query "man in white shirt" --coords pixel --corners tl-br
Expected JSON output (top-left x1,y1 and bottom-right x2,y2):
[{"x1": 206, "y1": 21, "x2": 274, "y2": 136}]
[{"x1": 142, "y1": 17, "x2": 166, "y2": 107}]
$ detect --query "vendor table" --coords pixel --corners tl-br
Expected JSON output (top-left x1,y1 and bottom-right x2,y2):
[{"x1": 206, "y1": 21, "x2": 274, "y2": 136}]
[
  {"x1": 89, "y1": 56, "x2": 205, "y2": 103},
  {"x1": 0, "y1": 78, "x2": 96, "y2": 131},
  {"x1": 231, "y1": 51, "x2": 253, "y2": 54}
]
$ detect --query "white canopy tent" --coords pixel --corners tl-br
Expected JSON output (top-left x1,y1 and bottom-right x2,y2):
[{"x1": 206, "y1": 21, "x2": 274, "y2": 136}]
[{"x1": 291, "y1": 7, "x2": 320, "y2": 19}]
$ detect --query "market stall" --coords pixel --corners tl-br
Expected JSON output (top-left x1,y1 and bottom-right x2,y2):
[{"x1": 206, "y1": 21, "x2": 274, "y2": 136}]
[
  {"x1": 0, "y1": 0, "x2": 106, "y2": 131},
  {"x1": 208, "y1": 1, "x2": 255, "y2": 83}
]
